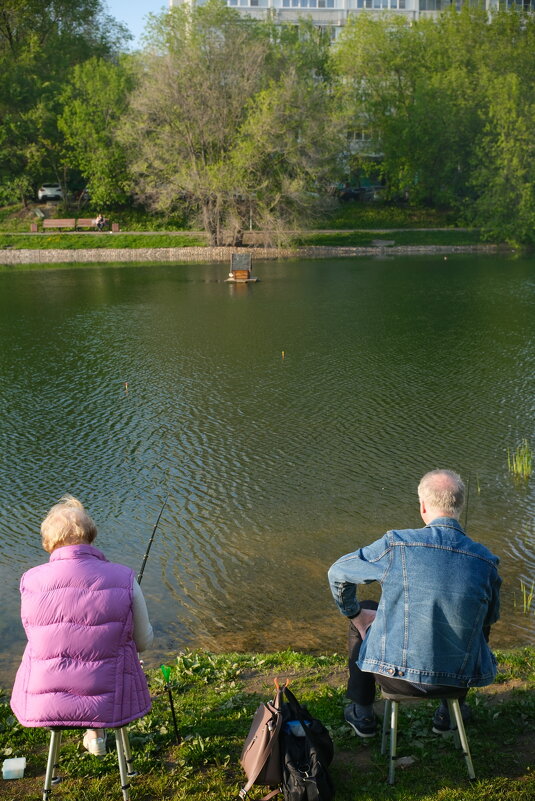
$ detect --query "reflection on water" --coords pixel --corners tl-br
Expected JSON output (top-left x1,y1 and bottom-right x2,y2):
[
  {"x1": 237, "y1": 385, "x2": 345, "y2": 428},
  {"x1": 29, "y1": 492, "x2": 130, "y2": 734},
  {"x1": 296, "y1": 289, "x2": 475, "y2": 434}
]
[{"x1": 0, "y1": 256, "x2": 534, "y2": 685}]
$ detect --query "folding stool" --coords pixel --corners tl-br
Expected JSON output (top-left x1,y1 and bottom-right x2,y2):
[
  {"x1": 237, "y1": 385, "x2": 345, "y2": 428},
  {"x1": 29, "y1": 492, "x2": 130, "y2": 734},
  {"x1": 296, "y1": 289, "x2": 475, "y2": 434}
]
[
  {"x1": 43, "y1": 726, "x2": 135, "y2": 801},
  {"x1": 380, "y1": 690, "x2": 476, "y2": 785}
]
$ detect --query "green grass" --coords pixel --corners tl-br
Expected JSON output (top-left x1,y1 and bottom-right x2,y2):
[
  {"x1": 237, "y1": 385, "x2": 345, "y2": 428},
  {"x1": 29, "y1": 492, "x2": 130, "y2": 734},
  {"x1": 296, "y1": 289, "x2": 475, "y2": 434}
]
[
  {"x1": 1, "y1": 647, "x2": 534, "y2": 801},
  {"x1": 0, "y1": 233, "x2": 206, "y2": 249},
  {"x1": 0, "y1": 205, "x2": 193, "y2": 234},
  {"x1": 0, "y1": 229, "x2": 485, "y2": 251},
  {"x1": 519, "y1": 581, "x2": 535, "y2": 614},
  {"x1": 295, "y1": 229, "x2": 485, "y2": 247},
  {"x1": 508, "y1": 440, "x2": 533, "y2": 480},
  {"x1": 316, "y1": 202, "x2": 458, "y2": 230}
]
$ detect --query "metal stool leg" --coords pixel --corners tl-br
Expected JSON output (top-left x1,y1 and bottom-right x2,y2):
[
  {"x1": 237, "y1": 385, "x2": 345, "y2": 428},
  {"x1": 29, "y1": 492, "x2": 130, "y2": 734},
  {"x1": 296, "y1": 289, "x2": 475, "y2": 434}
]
[
  {"x1": 388, "y1": 700, "x2": 399, "y2": 786},
  {"x1": 43, "y1": 730, "x2": 62, "y2": 800},
  {"x1": 448, "y1": 699, "x2": 475, "y2": 780},
  {"x1": 116, "y1": 726, "x2": 136, "y2": 778},
  {"x1": 381, "y1": 699, "x2": 391, "y2": 755},
  {"x1": 114, "y1": 728, "x2": 131, "y2": 800}
]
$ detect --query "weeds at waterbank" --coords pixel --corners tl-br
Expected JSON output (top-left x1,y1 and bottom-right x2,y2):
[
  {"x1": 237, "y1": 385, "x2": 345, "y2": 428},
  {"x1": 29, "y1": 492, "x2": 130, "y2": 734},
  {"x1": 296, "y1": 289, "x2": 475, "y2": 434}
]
[
  {"x1": 508, "y1": 440, "x2": 533, "y2": 481},
  {"x1": 519, "y1": 580, "x2": 535, "y2": 614},
  {"x1": 1, "y1": 648, "x2": 534, "y2": 801}
]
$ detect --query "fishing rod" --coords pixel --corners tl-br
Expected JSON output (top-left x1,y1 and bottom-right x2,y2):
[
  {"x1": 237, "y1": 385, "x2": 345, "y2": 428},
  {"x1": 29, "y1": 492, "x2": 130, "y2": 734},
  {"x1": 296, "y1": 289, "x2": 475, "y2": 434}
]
[
  {"x1": 137, "y1": 493, "x2": 169, "y2": 584},
  {"x1": 136, "y1": 493, "x2": 181, "y2": 744}
]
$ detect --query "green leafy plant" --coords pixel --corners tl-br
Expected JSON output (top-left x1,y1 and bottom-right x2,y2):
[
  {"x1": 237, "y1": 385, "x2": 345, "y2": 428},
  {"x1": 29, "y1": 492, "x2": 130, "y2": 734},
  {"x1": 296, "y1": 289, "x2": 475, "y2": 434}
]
[
  {"x1": 508, "y1": 439, "x2": 533, "y2": 479},
  {"x1": 520, "y1": 580, "x2": 534, "y2": 614}
]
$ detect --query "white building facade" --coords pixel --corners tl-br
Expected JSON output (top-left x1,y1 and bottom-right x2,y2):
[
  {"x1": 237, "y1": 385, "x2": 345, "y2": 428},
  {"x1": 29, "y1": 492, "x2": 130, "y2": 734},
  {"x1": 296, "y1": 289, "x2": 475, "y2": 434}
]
[{"x1": 169, "y1": 0, "x2": 530, "y2": 38}]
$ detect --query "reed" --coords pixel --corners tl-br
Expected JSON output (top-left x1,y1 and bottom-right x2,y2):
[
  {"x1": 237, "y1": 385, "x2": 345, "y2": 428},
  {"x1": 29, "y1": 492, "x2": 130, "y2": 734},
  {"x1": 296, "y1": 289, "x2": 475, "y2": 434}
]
[
  {"x1": 520, "y1": 579, "x2": 534, "y2": 614},
  {"x1": 507, "y1": 439, "x2": 533, "y2": 479}
]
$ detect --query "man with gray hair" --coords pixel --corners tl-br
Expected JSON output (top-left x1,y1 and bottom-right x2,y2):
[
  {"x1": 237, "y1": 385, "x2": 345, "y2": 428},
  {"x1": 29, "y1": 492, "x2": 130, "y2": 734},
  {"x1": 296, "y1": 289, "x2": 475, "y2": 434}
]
[{"x1": 328, "y1": 469, "x2": 501, "y2": 737}]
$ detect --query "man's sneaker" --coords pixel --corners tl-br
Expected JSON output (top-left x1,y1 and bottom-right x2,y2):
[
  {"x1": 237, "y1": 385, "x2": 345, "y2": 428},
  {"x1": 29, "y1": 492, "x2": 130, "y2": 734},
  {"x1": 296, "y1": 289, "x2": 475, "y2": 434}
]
[
  {"x1": 344, "y1": 703, "x2": 377, "y2": 738},
  {"x1": 432, "y1": 702, "x2": 472, "y2": 734},
  {"x1": 82, "y1": 731, "x2": 107, "y2": 756}
]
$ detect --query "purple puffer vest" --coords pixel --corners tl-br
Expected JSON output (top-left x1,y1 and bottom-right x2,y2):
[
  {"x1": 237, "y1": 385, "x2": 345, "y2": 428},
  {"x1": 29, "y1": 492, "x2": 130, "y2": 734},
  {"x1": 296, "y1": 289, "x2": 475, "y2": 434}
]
[{"x1": 11, "y1": 544, "x2": 151, "y2": 728}]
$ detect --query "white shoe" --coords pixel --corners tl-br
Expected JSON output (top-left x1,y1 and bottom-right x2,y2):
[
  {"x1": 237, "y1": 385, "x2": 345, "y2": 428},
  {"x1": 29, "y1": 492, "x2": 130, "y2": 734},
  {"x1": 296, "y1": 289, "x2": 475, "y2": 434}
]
[{"x1": 83, "y1": 731, "x2": 107, "y2": 756}]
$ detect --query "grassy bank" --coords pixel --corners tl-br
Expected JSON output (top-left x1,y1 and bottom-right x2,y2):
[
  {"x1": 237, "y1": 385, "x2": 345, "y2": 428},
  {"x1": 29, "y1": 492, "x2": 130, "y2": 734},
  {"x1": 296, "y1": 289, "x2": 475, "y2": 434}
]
[
  {"x1": 1, "y1": 647, "x2": 534, "y2": 800},
  {"x1": 295, "y1": 229, "x2": 485, "y2": 248},
  {"x1": 0, "y1": 233, "x2": 206, "y2": 250},
  {"x1": 0, "y1": 230, "x2": 484, "y2": 252},
  {"x1": 321, "y1": 204, "x2": 458, "y2": 231},
  {"x1": 0, "y1": 202, "x2": 496, "y2": 252}
]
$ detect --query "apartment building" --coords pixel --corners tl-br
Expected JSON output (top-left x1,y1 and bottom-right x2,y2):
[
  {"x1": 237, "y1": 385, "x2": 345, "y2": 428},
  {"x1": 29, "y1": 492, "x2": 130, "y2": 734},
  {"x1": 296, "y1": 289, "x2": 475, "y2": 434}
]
[{"x1": 169, "y1": 0, "x2": 532, "y2": 39}]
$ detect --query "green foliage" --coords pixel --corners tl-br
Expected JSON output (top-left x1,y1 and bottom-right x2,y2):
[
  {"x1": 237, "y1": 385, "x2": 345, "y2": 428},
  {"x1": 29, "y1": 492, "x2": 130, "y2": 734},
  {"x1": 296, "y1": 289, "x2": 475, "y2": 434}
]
[
  {"x1": 332, "y1": 8, "x2": 535, "y2": 244},
  {"x1": 507, "y1": 439, "x2": 533, "y2": 480},
  {"x1": 494, "y1": 647, "x2": 535, "y2": 682},
  {"x1": 59, "y1": 56, "x2": 135, "y2": 206},
  {"x1": 0, "y1": 233, "x2": 206, "y2": 249},
  {"x1": 122, "y1": 2, "x2": 342, "y2": 245},
  {"x1": 3, "y1": 5, "x2": 535, "y2": 243},
  {"x1": 296, "y1": 229, "x2": 484, "y2": 247},
  {"x1": 0, "y1": 1, "x2": 130, "y2": 193},
  {"x1": 519, "y1": 580, "x2": 534, "y2": 614},
  {"x1": 322, "y1": 202, "x2": 456, "y2": 230}
]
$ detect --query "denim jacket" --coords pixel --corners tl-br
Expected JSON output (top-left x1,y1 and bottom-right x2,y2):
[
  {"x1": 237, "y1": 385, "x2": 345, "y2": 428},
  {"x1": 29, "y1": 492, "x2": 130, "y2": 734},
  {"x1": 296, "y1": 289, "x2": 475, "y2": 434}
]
[{"x1": 328, "y1": 518, "x2": 501, "y2": 688}]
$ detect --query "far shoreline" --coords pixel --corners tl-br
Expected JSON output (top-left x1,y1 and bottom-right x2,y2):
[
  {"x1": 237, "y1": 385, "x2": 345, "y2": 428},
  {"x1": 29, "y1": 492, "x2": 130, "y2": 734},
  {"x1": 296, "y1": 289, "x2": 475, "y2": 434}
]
[{"x1": 0, "y1": 242, "x2": 509, "y2": 266}]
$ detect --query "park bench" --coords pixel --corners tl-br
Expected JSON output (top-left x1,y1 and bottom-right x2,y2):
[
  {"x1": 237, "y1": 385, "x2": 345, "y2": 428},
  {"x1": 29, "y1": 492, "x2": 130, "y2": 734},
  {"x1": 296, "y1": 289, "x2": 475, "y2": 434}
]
[
  {"x1": 76, "y1": 217, "x2": 108, "y2": 230},
  {"x1": 42, "y1": 218, "x2": 76, "y2": 231},
  {"x1": 33, "y1": 218, "x2": 120, "y2": 232}
]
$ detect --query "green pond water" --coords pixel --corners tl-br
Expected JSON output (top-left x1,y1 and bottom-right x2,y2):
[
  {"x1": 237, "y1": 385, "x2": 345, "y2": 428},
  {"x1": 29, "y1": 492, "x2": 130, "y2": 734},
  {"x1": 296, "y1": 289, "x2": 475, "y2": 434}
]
[{"x1": 0, "y1": 254, "x2": 533, "y2": 684}]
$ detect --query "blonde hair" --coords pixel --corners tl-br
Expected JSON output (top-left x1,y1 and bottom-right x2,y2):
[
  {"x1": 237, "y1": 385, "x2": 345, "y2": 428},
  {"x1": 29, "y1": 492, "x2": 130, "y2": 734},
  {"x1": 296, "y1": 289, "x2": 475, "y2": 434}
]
[
  {"x1": 41, "y1": 494, "x2": 97, "y2": 553},
  {"x1": 418, "y1": 470, "x2": 465, "y2": 519}
]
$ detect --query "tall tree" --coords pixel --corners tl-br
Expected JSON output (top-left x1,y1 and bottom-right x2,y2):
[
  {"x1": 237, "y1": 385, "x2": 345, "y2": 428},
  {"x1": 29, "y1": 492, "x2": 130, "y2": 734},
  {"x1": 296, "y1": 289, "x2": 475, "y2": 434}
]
[
  {"x1": 0, "y1": 0, "x2": 130, "y2": 194},
  {"x1": 122, "y1": 1, "x2": 341, "y2": 245},
  {"x1": 59, "y1": 57, "x2": 134, "y2": 207},
  {"x1": 333, "y1": 8, "x2": 488, "y2": 206},
  {"x1": 470, "y1": 72, "x2": 535, "y2": 245}
]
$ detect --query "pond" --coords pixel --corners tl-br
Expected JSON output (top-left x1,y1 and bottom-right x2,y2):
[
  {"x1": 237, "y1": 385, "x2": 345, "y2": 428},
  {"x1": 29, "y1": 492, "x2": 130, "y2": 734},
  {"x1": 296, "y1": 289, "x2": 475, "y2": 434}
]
[{"x1": 0, "y1": 254, "x2": 533, "y2": 686}]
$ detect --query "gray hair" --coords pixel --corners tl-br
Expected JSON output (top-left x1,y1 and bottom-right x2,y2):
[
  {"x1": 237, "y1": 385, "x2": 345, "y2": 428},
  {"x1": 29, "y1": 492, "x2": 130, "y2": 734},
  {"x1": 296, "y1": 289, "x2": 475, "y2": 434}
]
[
  {"x1": 41, "y1": 494, "x2": 97, "y2": 553},
  {"x1": 418, "y1": 469, "x2": 465, "y2": 519}
]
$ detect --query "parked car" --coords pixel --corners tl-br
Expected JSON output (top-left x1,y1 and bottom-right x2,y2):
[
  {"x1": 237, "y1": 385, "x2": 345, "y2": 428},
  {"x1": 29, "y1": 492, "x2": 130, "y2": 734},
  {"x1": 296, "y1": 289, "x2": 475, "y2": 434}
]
[{"x1": 37, "y1": 183, "x2": 63, "y2": 201}]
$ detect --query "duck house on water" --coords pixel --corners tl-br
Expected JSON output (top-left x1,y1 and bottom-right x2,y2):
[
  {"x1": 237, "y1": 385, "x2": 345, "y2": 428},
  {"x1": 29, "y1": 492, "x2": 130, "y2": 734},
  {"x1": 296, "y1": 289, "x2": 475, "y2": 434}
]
[{"x1": 226, "y1": 252, "x2": 258, "y2": 283}]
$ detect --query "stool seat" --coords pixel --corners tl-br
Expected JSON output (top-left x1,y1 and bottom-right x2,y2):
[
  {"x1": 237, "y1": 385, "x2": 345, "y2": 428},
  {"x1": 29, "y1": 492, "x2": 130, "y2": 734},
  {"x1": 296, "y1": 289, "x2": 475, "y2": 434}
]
[
  {"x1": 43, "y1": 726, "x2": 134, "y2": 801},
  {"x1": 380, "y1": 692, "x2": 475, "y2": 785}
]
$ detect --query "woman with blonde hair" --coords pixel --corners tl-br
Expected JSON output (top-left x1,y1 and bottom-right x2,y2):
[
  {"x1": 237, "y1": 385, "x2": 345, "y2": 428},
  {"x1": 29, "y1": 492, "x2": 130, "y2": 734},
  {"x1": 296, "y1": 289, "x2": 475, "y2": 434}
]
[{"x1": 11, "y1": 495, "x2": 153, "y2": 755}]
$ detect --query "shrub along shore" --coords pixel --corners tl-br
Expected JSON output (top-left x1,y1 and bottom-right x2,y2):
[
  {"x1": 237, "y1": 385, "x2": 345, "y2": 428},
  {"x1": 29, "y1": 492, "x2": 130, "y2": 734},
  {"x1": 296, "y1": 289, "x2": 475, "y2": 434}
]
[{"x1": 1, "y1": 647, "x2": 534, "y2": 800}]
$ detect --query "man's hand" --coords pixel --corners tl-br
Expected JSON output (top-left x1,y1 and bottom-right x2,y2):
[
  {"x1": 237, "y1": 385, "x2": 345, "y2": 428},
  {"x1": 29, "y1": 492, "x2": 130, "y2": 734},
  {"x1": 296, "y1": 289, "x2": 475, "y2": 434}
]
[{"x1": 352, "y1": 608, "x2": 377, "y2": 640}]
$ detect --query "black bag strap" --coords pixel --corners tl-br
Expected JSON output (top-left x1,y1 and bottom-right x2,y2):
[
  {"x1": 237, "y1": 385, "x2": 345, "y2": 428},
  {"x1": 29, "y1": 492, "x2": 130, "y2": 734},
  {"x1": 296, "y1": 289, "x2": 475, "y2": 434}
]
[
  {"x1": 282, "y1": 687, "x2": 329, "y2": 752},
  {"x1": 281, "y1": 686, "x2": 306, "y2": 720}
]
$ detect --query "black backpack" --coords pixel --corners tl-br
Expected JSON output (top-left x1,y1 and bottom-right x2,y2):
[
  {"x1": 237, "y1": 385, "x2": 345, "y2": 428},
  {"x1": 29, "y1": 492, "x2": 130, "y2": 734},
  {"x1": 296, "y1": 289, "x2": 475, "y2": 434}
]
[{"x1": 279, "y1": 686, "x2": 335, "y2": 801}]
